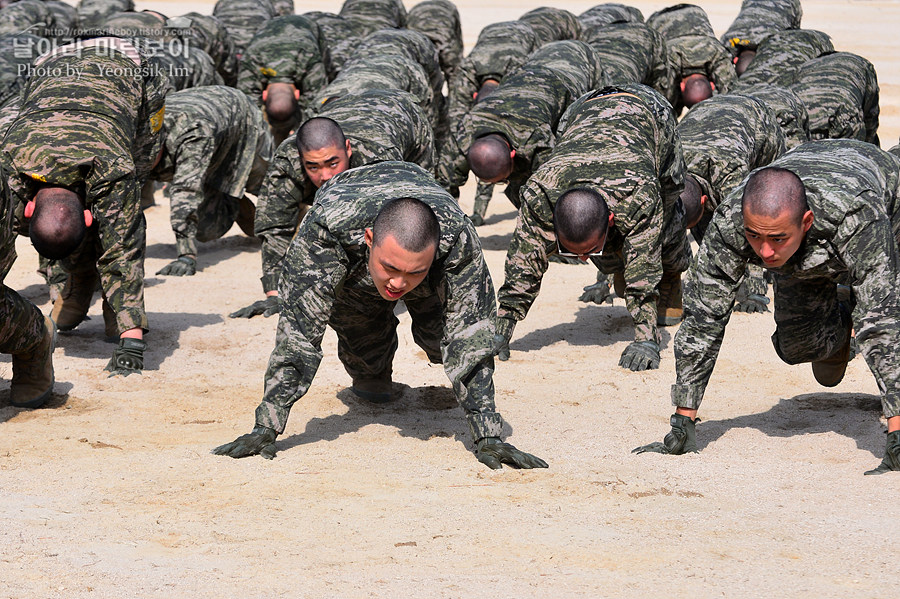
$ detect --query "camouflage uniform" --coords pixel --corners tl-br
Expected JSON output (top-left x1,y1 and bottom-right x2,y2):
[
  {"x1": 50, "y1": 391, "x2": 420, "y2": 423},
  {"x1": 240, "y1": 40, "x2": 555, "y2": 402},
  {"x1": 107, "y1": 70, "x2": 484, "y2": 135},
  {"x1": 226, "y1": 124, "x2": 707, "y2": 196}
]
[
  {"x1": 212, "y1": 0, "x2": 276, "y2": 56},
  {"x1": 176, "y1": 12, "x2": 239, "y2": 87},
  {"x1": 581, "y1": 20, "x2": 672, "y2": 95},
  {"x1": 0, "y1": 33, "x2": 43, "y2": 108},
  {"x1": 43, "y1": 0, "x2": 77, "y2": 37},
  {"x1": 102, "y1": 10, "x2": 165, "y2": 37},
  {"x1": 788, "y1": 51, "x2": 880, "y2": 145},
  {"x1": 76, "y1": 0, "x2": 132, "y2": 30},
  {"x1": 301, "y1": 11, "x2": 363, "y2": 82},
  {"x1": 407, "y1": 0, "x2": 462, "y2": 84},
  {"x1": 497, "y1": 84, "x2": 688, "y2": 347},
  {"x1": 438, "y1": 40, "x2": 608, "y2": 207},
  {"x1": 338, "y1": 0, "x2": 406, "y2": 35},
  {"x1": 237, "y1": 14, "x2": 327, "y2": 126},
  {"x1": 2, "y1": 38, "x2": 168, "y2": 334},
  {"x1": 153, "y1": 45, "x2": 224, "y2": 93},
  {"x1": 150, "y1": 86, "x2": 272, "y2": 259},
  {"x1": 255, "y1": 89, "x2": 435, "y2": 293},
  {"x1": 578, "y1": 3, "x2": 644, "y2": 30},
  {"x1": 255, "y1": 161, "x2": 503, "y2": 444},
  {"x1": 729, "y1": 83, "x2": 810, "y2": 149},
  {"x1": 518, "y1": 6, "x2": 581, "y2": 46},
  {"x1": 672, "y1": 140, "x2": 900, "y2": 422},
  {"x1": 0, "y1": 0, "x2": 51, "y2": 37},
  {"x1": 721, "y1": 0, "x2": 802, "y2": 53},
  {"x1": 738, "y1": 29, "x2": 833, "y2": 87},
  {"x1": 272, "y1": 0, "x2": 292, "y2": 16}
]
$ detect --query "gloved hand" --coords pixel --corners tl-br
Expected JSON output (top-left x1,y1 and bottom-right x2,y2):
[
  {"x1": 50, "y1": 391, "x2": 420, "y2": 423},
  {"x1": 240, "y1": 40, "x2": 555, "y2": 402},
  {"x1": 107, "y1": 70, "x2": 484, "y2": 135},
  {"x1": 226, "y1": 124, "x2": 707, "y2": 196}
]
[
  {"x1": 618, "y1": 340, "x2": 660, "y2": 371},
  {"x1": 864, "y1": 430, "x2": 900, "y2": 475},
  {"x1": 579, "y1": 281, "x2": 613, "y2": 305},
  {"x1": 229, "y1": 295, "x2": 280, "y2": 319},
  {"x1": 211, "y1": 426, "x2": 278, "y2": 460},
  {"x1": 469, "y1": 213, "x2": 484, "y2": 227},
  {"x1": 104, "y1": 337, "x2": 146, "y2": 377},
  {"x1": 491, "y1": 317, "x2": 516, "y2": 361},
  {"x1": 632, "y1": 413, "x2": 698, "y2": 455},
  {"x1": 734, "y1": 293, "x2": 770, "y2": 313},
  {"x1": 156, "y1": 255, "x2": 197, "y2": 276},
  {"x1": 475, "y1": 437, "x2": 548, "y2": 470}
]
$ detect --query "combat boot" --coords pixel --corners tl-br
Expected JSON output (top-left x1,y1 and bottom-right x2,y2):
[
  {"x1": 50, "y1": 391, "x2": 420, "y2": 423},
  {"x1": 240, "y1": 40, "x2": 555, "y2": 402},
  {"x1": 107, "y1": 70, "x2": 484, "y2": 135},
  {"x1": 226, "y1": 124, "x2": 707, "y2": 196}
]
[
  {"x1": 10, "y1": 316, "x2": 56, "y2": 408},
  {"x1": 352, "y1": 374, "x2": 393, "y2": 404},
  {"x1": 812, "y1": 305, "x2": 853, "y2": 387},
  {"x1": 656, "y1": 271, "x2": 683, "y2": 326},
  {"x1": 50, "y1": 269, "x2": 98, "y2": 331},
  {"x1": 102, "y1": 298, "x2": 118, "y2": 340},
  {"x1": 613, "y1": 272, "x2": 626, "y2": 298},
  {"x1": 235, "y1": 195, "x2": 256, "y2": 237}
]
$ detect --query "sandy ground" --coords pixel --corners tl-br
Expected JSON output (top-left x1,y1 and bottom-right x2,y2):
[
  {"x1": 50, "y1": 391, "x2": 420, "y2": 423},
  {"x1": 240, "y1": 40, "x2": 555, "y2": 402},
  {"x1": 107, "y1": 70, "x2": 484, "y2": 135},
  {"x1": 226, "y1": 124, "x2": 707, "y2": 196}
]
[{"x1": 2, "y1": 1, "x2": 900, "y2": 597}]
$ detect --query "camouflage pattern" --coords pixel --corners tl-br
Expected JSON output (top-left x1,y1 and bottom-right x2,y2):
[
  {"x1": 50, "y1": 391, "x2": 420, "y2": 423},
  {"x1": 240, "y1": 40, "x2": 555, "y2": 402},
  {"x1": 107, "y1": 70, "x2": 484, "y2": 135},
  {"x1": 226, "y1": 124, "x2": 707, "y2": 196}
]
[
  {"x1": 439, "y1": 40, "x2": 608, "y2": 205},
  {"x1": 76, "y1": 0, "x2": 133, "y2": 30},
  {"x1": 272, "y1": 0, "x2": 292, "y2": 16},
  {"x1": 151, "y1": 86, "x2": 272, "y2": 257},
  {"x1": 338, "y1": 0, "x2": 406, "y2": 34},
  {"x1": 43, "y1": 0, "x2": 77, "y2": 37},
  {"x1": 102, "y1": 10, "x2": 165, "y2": 38},
  {"x1": 407, "y1": 0, "x2": 463, "y2": 84},
  {"x1": 177, "y1": 12, "x2": 239, "y2": 86},
  {"x1": 212, "y1": 0, "x2": 276, "y2": 55},
  {"x1": 446, "y1": 20, "x2": 538, "y2": 129},
  {"x1": 2, "y1": 38, "x2": 168, "y2": 334},
  {"x1": 730, "y1": 82, "x2": 810, "y2": 149},
  {"x1": 255, "y1": 89, "x2": 435, "y2": 292},
  {"x1": 665, "y1": 35, "x2": 738, "y2": 110},
  {"x1": 0, "y1": 33, "x2": 43, "y2": 108},
  {"x1": 301, "y1": 11, "x2": 363, "y2": 81},
  {"x1": 672, "y1": 140, "x2": 900, "y2": 420},
  {"x1": 788, "y1": 51, "x2": 880, "y2": 145},
  {"x1": 153, "y1": 45, "x2": 224, "y2": 93},
  {"x1": 518, "y1": 6, "x2": 581, "y2": 46},
  {"x1": 890, "y1": 142, "x2": 900, "y2": 160},
  {"x1": 0, "y1": 0, "x2": 51, "y2": 37},
  {"x1": 581, "y1": 21, "x2": 672, "y2": 95},
  {"x1": 237, "y1": 14, "x2": 327, "y2": 115},
  {"x1": 738, "y1": 29, "x2": 833, "y2": 87},
  {"x1": 646, "y1": 3, "x2": 715, "y2": 40},
  {"x1": 721, "y1": 0, "x2": 802, "y2": 52},
  {"x1": 497, "y1": 84, "x2": 688, "y2": 346},
  {"x1": 255, "y1": 161, "x2": 503, "y2": 443},
  {"x1": 578, "y1": 3, "x2": 644, "y2": 30}
]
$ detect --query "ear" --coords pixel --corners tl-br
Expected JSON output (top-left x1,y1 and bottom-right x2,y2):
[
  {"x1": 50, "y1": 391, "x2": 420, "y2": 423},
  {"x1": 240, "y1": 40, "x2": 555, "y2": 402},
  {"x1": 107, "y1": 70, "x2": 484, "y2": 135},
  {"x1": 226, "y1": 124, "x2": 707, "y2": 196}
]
[
  {"x1": 364, "y1": 227, "x2": 374, "y2": 248},
  {"x1": 345, "y1": 139, "x2": 352, "y2": 157},
  {"x1": 83, "y1": 209, "x2": 93, "y2": 228},
  {"x1": 261, "y1": 88, "x2": 268, "y2": 102},
  {"x1": 24, "y1": 199, "x2": 35, "y2": 218},
  {"x1": 679, "y1": 79, "x2": 686, "y2": 92},
  {"x1": 608, "y1": 213, "x2": 614, "y2": 228},
  {"x1": 801, "y1": 209, "x2": 814, "y2": 233},
  {"x1": 509, "y1": 149, "x2": 516, "y2": 159},
  {"x1": 472, "y1": 91, "x2": 478, "y2": 100},
  {"x1": 700, "y1": 195, "x2": 707, "y2": 208},
  {"x1": 710, "y1": 81, "x2": 716, "y2": 92},
  {"x1": 293, "y1": 88, "x2": 300, "y2": 100}
]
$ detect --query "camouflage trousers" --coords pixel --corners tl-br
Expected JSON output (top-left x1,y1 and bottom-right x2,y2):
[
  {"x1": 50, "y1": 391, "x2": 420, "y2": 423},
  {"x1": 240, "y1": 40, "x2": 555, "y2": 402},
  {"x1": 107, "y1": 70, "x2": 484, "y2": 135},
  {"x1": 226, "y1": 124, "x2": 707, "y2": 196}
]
[
  {"x1": 770, "y1": 274, "x2": 851, "y2": 366},
  {"x1": 0, "y1": 284, "x2": 46, "y2": 355}
]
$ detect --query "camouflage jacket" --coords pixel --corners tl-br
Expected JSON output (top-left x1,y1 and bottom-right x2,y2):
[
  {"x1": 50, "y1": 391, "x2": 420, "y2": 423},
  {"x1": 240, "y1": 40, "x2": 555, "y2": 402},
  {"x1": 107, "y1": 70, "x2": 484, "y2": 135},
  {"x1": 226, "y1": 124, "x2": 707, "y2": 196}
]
[
  {"x1": 738, "y1": 29, "x2": 833, "y2": 87},
  {"x1": 255, "y1": 89, "x2": 435, "y2": 292},
  {"x1": 788, "y1": 51, "x2": 880, "y2": 145},
  {"x1": 518, "y1": 6, "x2": 581, "y2": 46},
  {"x1": 178, "y1": 12, "x2": 239, "y2": 86},
  {"x1": 256, "y1": 161, "x2": 503, "y2": 442},
  {"x1": 647, "y1": 3, "x2": 715, "y2": 40},
  {"x1": 673, "y1": 140, "x2": 900, "y2": 417},
  {"x1": 272, "y1": 0, "x2": 292, "y2": 16},
  {"x1": 666, "y1": 35, "x2": 738, "y2": 98},
  {"x1": 2, "y1": 39, "x2": 168, "y2": 333},
  {"x1": 301, "y1": 11, "x2": 365, "y2": 81},
  {"x1": 76, "y1": 0, "x2": 133, "y2": 30},
  {"x1": 338, "y1": 0, "x2": 406, "y2": 35},
  {"x1": 0, "y1": 0, "x2": 52, "y2": 37},
  {"x1": 44, "y1": 0, "x2": 77, "y2": 37},
  {"x1": 721, "y1": 0, "x2": 803, "y2": 52},
  {"x1": 582, "y1": 20, "x2": 672, "y2": 95},
  {"x1": 407, "y1": 0, "x2": 462, "y2": 84},
  {"x1": 237, "y1": 15, "x2": 327, "y2": 113},
  {"x1": 152, "y1": 86, "x2": 270, "y2": 257},
  {"x1": 212, "y1": 0, "x2": 276, "y2": 54},
  {"x1": 578, "y1": 3, "x2": 644, "y2": 30},
  {"x1": 439, "y1": 40, "x2": 607, "y2": 204},
  {"x1": 0, "y1": 33, "x2": 43, "y2": 108},
  {"x1": 497, "y1": 84, "x2": 684, "y2": 345},
  {"x1": 154, "y1": 45, "x2": 224, "y2": 93},
  {"x1": 729, "y1": 83, "x2": 810, "y2": 149}
]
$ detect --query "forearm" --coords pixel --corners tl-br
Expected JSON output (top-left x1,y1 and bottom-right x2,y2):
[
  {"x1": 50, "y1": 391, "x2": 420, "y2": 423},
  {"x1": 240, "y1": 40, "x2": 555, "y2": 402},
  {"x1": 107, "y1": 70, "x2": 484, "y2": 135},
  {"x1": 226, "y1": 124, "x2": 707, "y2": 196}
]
[
  {"x1": 259, "y1": 231, "x2": 294, "y2": 293},
  {"x1": 169, "y1": 190, "x2": 202, "y2": 257}
]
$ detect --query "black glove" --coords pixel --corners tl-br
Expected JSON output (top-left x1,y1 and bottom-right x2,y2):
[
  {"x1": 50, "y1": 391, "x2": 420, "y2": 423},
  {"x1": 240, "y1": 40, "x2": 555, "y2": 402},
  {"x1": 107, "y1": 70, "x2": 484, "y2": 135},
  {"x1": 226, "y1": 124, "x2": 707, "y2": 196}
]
[
  {"x1": 156, "y1": 255, "x2": 197, "y2": 276},
  {"x1": 618, "y1": 340, "x2": 660, "y2": 371},
  {"x1": 632, "y1": 413, "x2": 698, "y2": 455},
  {"x1": 734, "y1": 293, "x2": 770, "y2": 313},
  {"x1": 491, "y1": 317, "x2": 516, "y2": 361},
  {"x1": 469, "y1": 213, "x2": 484, "y2": 227},
  {"x1": 579, "y1": 281, "x2": 613, "y2": 305},
  {"x1": 211, "y1": 426, "x2": 278, "y2": 459},
  {"x1": 104, "y1": 337, "x2": 146, "y2": 377},
  {"x1": 864, "y1": 430, "x2": 900, "y2": 475},
  {"x1": 229, "y1": 295, "x2": 281, "y2": 319},
  {"x1": 475, "y1": 437, "x2": 548, "y2": 470}
]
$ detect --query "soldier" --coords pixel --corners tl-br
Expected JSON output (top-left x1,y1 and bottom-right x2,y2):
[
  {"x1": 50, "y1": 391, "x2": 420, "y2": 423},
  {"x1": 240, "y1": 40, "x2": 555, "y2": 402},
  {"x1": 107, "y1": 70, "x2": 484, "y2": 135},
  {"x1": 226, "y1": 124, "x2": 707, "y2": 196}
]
[
  {"x1": 76, "y1": 0, "x2": 133, "y2": 30},
  {"x1": 102, "y1": 9, "x2": 165, "y2": 36},
  {"x1": 237, "y1": 14, "x2": 327, "y2": 146},
  {"x1": 0, "y1": 33, "x2": 43, "y2": 109},
  {"x1": 43, "y1": 0, "x2": 77, "y2": 37},
  {"x1": 272, "y1": 0, "x2": 292, "y2": 16},
  {"x1": 212, "y1": 0, "x2": 276, "y2": 58},
  {"x1": 149, "y1": 86, "x2": 272, "y2": 276},
  {"x1": 0, "y1": 0, "x2": 52, "y2": 37},
  {"x1": 518, "y1": 6, "x2": 581, "y2": 46},
  {"x1": 493, "y1": 84, "x2": 688, "y2": 372},
  {"x1": 438, "y1": 40, "x2": 607, "y2": 212},
  {"x1": 647, "y1": 3, "x2": 738, "y2": 114},
  {"x1": 152, "y1": 44, "x2": 224, "y2": 93},
  {"x1": 172, "y1": 13, "x2": 239, "y2": 86},
  {"x1": 788, "y1": 51, "x2": 880, "y2": 145},
  {"x1": 232, "y1": 89, "x2": 435, "y2": 318},
  {"x1": 721, "y1": 0, "x2": 803, "y2": 74},
  {"x1": 634, "y1": 140, "x2": 900, "y2": 476},
  {"x1": 729, "y1": 83, "x2": 810, "y2": 149},
  {"x1": 738, "y1": 29, "x2": 833, "y2": 87},
  {"x1": 407, "y1": 0, "x2": 463, "y2": 85},
  {"x1": 578, "y1": 3, "x2": 644, "y2": 30},
  {"x1": 338, "y1": 0, "x2": 405, "y2": 35},
  {"x1": 2, "y1": 37, "x2": 168, "y2": 376},
  {"x1": 581, "y1": 19, "x2": 672, "y2": 95},
  {"x1": 213, "y1": 161, "x2": 547, "y2": 470}
]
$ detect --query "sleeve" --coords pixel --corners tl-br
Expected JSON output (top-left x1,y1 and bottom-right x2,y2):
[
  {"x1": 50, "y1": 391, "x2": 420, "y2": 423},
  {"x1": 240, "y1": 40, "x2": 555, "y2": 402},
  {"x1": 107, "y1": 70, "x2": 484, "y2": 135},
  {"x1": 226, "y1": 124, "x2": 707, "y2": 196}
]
[
  {"x1": 297, "y1": 55, "x2": 328, "y2": 118},
  {"x1": 236, "y1": 58, "x2": 266, "y2": 109},
  {"x1": 168, "y1": 133, "x2": 216, "y2": 257},
  {"x1": 435, "y1": 131, "x2": 470, "y2": 198},
  {"x1": 254, "y1": 206, "x2": 348, "y2": 433},
  {"x1": 446, "y1": 62, "x2": 477, "y2": 126},
  {"x1": 440, "y1": 223, "x2": 504, "y2": 441},
  {"x1": 708, "y1": 45, "x2": 738, "y2": 94}
]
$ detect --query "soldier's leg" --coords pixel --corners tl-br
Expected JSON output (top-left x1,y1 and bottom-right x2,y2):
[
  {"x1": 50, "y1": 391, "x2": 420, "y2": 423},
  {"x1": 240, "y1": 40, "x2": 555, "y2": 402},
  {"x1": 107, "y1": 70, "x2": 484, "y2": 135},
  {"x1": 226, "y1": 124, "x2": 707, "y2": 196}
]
[
  {"x1": 658, "y1": 198, "x2": 691, "y2": 326},
  {"x1": 50, "y1": 236, "x2": 99, "y2": 331},
  {"x1": 1, "y1": 285, "x2": 54, "y2": 408},
  {"x1": 404, "y1": 294, "x2": 444, "y2": 365},
  {"x1": 469, "y1": 182, "x2": 494, "y2": 226},
  {"x1": 195, "y1": 190, "x2": 241, "y2": 243}
]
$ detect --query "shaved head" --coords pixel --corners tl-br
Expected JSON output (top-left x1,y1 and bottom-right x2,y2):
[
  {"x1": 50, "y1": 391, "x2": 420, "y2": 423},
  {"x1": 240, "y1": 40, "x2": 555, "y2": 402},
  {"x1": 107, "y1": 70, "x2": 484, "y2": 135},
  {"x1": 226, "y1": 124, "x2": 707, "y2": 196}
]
[
  {"x1": 372, "y1": 197, "x2": 440, "y2": 253},
  {"x1": 475, "y1": 79, "x2": 499, "y2": 104},
  {"x1": 265, "y1": 83, "x2": 298, "y2": 124},
  {"x1": 29, "y1": 187, "x2": 87, "y2": 259},
  {"x1": 682, "y1": 74, "x2": 714, "y2": 107},
  {"x1": 296, "y1": 117, "x2": 346, "y2": 154},
  {"x1": 554, "y1": 188, "x2": 610, "y2": 244},
  {"x1": 467, "y1": 134, "x2": 512, "y2": 182},
  {"x1": 680, "y1": 175, "x2": 705, "y2": 229},
  {"x1": 742, "y1": 167, "x2": 808, "y2": 223},
  {"x1": 735, "y1": 49, "x2": 756, "y2": 76}
]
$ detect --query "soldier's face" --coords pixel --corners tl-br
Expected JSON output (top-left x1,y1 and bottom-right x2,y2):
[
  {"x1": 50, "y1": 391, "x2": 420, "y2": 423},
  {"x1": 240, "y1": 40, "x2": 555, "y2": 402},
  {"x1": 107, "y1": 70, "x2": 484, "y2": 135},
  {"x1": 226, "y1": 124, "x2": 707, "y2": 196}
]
[
  {"x1": 364, "y1": 229, "x2": 435, "y2": 301},
  {"x1": 743, "y1": 208, "x2": 814, "y2": 268},
  {"x1": 302, "y1": 141, "x2": 352, "y2": 188}
]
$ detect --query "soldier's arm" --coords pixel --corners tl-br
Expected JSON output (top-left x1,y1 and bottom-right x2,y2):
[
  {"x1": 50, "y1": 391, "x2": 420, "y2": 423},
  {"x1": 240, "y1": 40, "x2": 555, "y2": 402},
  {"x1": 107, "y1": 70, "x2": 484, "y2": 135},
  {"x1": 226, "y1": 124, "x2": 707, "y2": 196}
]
[
  {"x1": 254, "y1": 206, "x2": 348, "y2": 434},
  {"x1": 496, "y1": 196, "x2": 555, "y2": 322},
  {"x1": 707, "y1": 45, "x2": 738, "y2": 94},
  {"x1": 297, "y1": 52, "x2": 328, "y2": 120},
  {"x1": 168, "y1": 134, "x2": 217, "y2": 258},
  {"x1": 236, "y1": 59, "x2": 266, "y2": 109},
  {"x1": 435, "y1": 133, "x2": 469, "y2": 198},
  {"x1": 445, "y1": 63, "x2": 477, "y2": 129}
]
